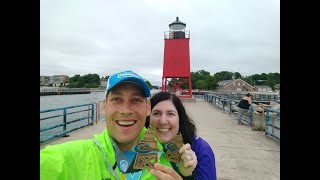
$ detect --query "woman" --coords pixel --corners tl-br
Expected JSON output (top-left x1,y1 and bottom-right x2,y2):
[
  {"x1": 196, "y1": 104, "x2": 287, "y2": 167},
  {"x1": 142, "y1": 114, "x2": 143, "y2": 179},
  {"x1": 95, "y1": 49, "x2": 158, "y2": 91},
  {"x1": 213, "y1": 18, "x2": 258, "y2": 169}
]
[
  {"x1": 237, "y1": 93, "x2": 253, "y2": 125},
  {"x1": 146, "y1": 92, "x2": 216, "y2": 180}
]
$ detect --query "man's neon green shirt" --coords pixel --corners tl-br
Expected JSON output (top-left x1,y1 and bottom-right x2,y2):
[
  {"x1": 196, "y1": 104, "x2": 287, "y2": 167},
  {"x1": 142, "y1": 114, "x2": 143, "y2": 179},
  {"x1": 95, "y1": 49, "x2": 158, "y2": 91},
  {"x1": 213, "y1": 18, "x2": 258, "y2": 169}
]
[{"x1": 40, "y1": 128, "x2": 172, "y2": 180}]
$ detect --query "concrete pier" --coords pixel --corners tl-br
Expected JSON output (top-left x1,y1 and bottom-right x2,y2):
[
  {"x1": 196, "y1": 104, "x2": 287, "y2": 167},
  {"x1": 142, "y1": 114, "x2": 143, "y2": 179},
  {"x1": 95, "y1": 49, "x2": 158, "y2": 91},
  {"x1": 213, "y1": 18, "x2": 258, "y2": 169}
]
[
  {"x1": 40, "y1": 99, "x2": 280, "y2": 180},
  {"x1": 40, "y1": 88, "x2": 91, "y2": 96}
]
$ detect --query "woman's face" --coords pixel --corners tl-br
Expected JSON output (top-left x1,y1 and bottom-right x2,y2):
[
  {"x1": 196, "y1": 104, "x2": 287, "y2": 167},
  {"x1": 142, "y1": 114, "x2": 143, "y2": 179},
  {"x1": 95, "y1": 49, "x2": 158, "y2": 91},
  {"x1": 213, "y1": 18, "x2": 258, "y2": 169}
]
[{"x1": 149, "y1": 100, "x2": 180, "y2": 144}]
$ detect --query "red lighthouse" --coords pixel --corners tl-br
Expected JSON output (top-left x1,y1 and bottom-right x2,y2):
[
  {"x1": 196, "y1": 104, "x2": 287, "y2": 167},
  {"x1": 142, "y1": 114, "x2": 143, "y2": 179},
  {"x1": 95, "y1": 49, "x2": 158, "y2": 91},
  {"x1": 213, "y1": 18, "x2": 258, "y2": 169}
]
[{"x1": 162, "y1": 17, "x2": 192, "y2": 98}]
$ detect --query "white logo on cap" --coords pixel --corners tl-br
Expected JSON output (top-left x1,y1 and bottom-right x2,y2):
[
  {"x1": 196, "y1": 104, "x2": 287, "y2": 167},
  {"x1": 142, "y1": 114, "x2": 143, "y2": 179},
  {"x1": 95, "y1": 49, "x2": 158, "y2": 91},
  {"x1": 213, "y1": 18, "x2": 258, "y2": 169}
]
[{"x1": 117, "y1": 72, "x2": 141, "y2": 79}]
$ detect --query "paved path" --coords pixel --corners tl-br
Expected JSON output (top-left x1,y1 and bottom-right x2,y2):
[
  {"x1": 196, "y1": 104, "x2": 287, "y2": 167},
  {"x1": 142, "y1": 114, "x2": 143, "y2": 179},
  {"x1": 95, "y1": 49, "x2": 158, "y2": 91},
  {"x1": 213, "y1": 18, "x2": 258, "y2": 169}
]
[
  {"x1": 183, "y1": 99, "x2": 280, "y2": 180},
  {"x1": 40, "y1": 99, "x2": 280, "y2": 180}
]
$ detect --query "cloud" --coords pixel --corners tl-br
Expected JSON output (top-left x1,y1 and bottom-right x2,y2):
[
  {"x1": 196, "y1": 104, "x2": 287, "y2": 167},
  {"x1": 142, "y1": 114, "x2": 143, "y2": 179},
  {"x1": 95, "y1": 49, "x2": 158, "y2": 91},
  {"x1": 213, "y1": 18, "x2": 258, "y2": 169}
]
[{"x1": 41, "y1": 0, "x2": 280, "y2": 86}]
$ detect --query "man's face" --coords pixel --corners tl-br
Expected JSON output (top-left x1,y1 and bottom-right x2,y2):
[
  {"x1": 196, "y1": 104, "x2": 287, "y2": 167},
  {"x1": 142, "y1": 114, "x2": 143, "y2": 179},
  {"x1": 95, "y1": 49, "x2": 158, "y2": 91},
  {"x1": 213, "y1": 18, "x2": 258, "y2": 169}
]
[{"x1": 103, "y1": 82, "x2": 151, "y2": 148}]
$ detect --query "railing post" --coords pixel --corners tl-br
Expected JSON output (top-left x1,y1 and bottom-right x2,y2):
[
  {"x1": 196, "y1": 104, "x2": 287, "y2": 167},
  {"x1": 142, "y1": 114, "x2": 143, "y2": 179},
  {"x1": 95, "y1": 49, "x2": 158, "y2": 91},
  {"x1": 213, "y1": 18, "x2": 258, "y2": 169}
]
[
  {"x1": 265, "y1": 109, "x2": 269, "y2": 135},
  {"x1": 222, "y1": 98, "x2": 225, "y2": 111},
  {"x1": 272, "y1": 116, "x2": 275, "y2": 136},
  {"x1": 87, "y1": 105, "x2": 90, "y2": 124},
  {"x1": 91, "y1": 104, "x2": 95, "y2": 125},
  {"x1": 63, "y1": 109, "x2": 67, "y2": 131},
  {"x1": 211, "y1": 95, "x2": 214, "y2": 104},
  {"x1": 96, "y1": 102, "x2": 99, "y2": 124},
  {"x1": 229, "y1": 99, "x2": 232, "y2": 115},
  {"x1": 261, "y1": 107, "x2": 265, "y2": 134},
  {"x1": 62, "y1": 109, "x2": 69, "y2": 137}
]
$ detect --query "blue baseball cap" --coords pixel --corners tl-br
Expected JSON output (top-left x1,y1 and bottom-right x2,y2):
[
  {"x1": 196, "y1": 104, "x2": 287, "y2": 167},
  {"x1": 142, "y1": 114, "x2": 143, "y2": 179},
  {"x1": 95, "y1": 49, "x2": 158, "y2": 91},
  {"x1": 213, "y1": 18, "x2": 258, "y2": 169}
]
[{"x1": 106, "y1": 70, "x2": 151, "y2": 97}]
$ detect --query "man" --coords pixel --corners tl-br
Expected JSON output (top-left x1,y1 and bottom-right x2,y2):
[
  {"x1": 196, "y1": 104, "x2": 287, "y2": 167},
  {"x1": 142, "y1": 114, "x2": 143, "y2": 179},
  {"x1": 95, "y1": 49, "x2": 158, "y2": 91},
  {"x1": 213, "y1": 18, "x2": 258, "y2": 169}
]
[{"x1": 40, "y1": 70, "x2": 183, "y2": 180}]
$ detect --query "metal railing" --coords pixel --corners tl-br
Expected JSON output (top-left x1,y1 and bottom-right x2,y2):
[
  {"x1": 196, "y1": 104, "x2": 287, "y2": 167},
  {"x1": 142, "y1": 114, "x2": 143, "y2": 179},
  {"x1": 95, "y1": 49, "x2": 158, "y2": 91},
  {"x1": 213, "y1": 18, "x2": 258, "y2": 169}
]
[
  {"x1": 205, "y1": 91, "x2": 280, "y2": 102},
  {"x1": 40, "y1": 103, "x2": 95, "y2": 144},
  {"x1": 164, "y1": 30, "x2": 190, "y2": 39},
  {"x1": 265, "y1": 108, "x2": 280, "y2": 140},
  {"x1": 203, "y1": 94, "x2": 280, "y2": 140}
]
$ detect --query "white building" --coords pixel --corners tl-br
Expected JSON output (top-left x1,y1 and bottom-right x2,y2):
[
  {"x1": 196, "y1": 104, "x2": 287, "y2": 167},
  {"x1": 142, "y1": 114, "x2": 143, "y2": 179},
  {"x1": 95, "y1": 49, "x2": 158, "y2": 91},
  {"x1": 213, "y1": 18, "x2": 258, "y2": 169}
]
[{"x1": 40, "y1": 75, "x2": 69, "y2": 87}]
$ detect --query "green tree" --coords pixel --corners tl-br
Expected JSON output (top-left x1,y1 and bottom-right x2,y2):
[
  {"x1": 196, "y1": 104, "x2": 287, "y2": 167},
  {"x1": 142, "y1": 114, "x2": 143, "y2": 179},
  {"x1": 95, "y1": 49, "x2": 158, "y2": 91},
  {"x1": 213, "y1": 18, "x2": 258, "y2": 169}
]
[
  {"x1": 252, "y1": 74, "x2": 260, "y2": 85},
  {"x1": 66, "y1": 73, "x2": 101, "y2": 88},
  {"x1": 68, "y1": 74, "x2": 81, "y2": 83},
  {"x1": 191, "y1": 72, "x2": 200, "y2": 89},
  {"x1": 267, "y1": 73, "x2": 276, "y2": 90},
  {"x1": 213, "y1": 73, "x2": 222, "y2": 82},
  {"x1": 204, "y1": 76, "x2": 218, "y2": 90},
  {"x1": 191, "y1": 70, "x2": 212, "y2": 89},
  {"x1": 242, "y1": 76, "x2": 252, "y2": 85},
  {"x1": 234, "y1": 72, "x2": 242, "y2": 79},
  {"x1": 260, "y1": 73, "x2": 268, "y2": 80},
  {"x1": 195, "y1": 80, "x2": 206, "y2": 90},
  {"x1": 273, "y1": 73, "x2": 280, "y2": 84},
  {"x1": 64, "y1": 70, "x2": 279, "y2": 90}
]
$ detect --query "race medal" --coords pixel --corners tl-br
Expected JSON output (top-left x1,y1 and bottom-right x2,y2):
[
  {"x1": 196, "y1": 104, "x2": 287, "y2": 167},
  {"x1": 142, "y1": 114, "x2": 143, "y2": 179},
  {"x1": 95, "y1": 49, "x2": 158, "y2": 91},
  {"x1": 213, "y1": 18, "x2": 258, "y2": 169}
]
[
  {"x1": 133, "y1": 128, "x2": 158, "y2": 169},
  {"x1": 164, "y1": 133, "x2": 183, "y2": 163}
]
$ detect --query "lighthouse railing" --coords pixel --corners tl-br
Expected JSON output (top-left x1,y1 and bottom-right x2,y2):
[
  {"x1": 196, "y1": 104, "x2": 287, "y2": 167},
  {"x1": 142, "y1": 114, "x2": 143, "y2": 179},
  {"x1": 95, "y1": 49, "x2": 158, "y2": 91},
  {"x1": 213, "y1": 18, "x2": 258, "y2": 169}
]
[{"x1": 164, "y1": 30, "x2": 190, "y2": 39}]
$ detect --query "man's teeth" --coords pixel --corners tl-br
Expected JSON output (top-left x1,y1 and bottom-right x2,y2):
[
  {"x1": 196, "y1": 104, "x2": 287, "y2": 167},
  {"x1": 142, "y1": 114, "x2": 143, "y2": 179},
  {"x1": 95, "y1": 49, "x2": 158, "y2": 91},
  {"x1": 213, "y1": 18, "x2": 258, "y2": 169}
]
[
  {"x1": 117, "y1": 121, "x2": 135, "y2": 125},
  {"x1": 158, "y1": 128, "x2": 169, "y2": 132}
]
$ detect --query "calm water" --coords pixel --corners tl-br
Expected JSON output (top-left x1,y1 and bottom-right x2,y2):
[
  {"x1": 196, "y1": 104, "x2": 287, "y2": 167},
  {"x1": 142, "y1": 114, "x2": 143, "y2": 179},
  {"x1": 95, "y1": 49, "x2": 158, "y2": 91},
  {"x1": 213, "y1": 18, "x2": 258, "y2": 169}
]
[
  {"x1": 40, "y1": 92, "x2": 105, "y2": 110},
  {"x1": 40, "y1": 89, "x2": 161, "y2": 142},
  {"x1": 40, "y1": 89, "x2": 161, "y2": 110}
]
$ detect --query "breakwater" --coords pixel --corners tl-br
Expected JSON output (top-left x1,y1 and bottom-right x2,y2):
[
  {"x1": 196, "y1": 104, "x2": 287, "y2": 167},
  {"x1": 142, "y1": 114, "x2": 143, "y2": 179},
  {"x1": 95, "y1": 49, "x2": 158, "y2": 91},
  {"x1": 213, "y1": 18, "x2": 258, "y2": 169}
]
[{"x1": 40, "y1": 88, "x2": 90, "y2": 96}]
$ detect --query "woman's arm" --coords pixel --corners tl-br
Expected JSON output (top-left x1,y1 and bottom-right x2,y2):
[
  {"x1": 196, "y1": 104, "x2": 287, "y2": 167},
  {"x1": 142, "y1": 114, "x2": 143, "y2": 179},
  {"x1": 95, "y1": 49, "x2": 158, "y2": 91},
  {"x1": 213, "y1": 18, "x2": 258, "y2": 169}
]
[
  {"x1": 193, "y1": 137, "x2": 216, "y2": 180},
  {"x1": 177, "y1": 143, "x2": 198, "y2": 177}
]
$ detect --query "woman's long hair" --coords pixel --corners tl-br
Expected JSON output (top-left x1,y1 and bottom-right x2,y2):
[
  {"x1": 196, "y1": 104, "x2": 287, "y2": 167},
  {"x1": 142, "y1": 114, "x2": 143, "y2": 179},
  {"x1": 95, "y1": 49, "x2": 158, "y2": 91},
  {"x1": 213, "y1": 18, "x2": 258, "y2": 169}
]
[{"x1": 146, "y1": 92, "x2": 197, "y2": 144}]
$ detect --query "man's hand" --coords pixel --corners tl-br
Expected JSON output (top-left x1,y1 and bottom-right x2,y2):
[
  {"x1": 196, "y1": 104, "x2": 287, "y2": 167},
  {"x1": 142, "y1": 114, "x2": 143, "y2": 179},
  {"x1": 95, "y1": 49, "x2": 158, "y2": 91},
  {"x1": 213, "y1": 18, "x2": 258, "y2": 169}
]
[
  {"x1": 177, "y1": 143, "x2": 197, "y2": 176},
  {"x1": 150, "y1": 163, "x2": 183, "y2": 180}
]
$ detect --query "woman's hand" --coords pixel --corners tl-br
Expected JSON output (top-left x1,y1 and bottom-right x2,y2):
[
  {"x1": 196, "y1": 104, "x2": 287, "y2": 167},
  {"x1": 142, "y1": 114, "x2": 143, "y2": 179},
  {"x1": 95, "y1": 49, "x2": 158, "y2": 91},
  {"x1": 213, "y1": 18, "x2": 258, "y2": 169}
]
[
  {"x1": 177, "y1": 143, "x2": 197, "y2": 176},
  {"x1": 150, "y1": 163, "x2": 183, "y2": 180}
]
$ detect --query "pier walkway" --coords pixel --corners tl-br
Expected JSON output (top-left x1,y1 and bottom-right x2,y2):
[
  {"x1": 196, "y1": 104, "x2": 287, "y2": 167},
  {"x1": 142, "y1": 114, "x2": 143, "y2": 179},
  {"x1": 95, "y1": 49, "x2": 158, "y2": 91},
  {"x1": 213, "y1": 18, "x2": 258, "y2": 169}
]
[{"x1": 40, "y1": 99, "x2": 280, "y2": 180}]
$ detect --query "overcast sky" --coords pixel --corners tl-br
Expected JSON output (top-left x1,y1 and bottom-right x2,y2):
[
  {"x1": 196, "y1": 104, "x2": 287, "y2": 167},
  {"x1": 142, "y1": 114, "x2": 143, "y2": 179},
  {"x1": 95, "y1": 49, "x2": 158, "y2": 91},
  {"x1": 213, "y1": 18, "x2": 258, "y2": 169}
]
[{"x1": 40, "y1": 0, "x2": 280, "y2": 86}]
